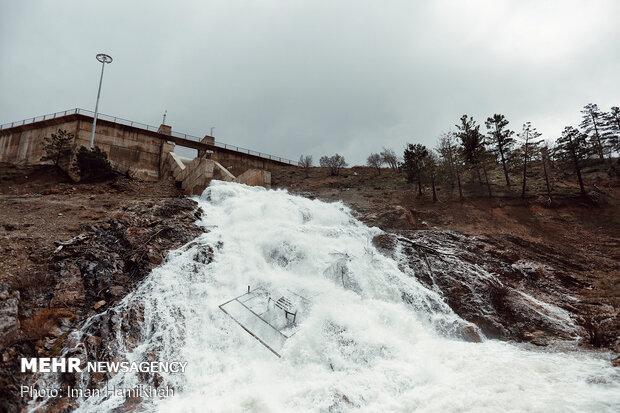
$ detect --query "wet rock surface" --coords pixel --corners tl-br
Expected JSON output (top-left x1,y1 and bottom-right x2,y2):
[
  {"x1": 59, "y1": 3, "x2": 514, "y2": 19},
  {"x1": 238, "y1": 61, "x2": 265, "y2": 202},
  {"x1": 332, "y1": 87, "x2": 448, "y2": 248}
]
[
  {"x1": 373, "y1": 230, "x2": 619, "y2": 350},
  {"x1": 0, "y1": 193, "x2": 203, "y2": 413},
  {"x1": 271, "y1": 165, "x2": 619, "y2": 354}
]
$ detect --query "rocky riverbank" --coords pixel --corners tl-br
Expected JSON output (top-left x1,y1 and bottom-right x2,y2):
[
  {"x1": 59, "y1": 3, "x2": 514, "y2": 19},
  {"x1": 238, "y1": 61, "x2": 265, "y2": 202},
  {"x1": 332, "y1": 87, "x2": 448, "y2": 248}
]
[{"x1": 0, "y1": 166, "x2": 203, "y2": 412}]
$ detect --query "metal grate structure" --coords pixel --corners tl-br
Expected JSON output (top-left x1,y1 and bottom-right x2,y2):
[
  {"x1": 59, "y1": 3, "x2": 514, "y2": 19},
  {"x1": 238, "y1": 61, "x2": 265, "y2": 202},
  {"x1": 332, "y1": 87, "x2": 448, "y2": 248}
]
[{"x1": 219, "y1": 287, "x2": 313, "y2": 357}]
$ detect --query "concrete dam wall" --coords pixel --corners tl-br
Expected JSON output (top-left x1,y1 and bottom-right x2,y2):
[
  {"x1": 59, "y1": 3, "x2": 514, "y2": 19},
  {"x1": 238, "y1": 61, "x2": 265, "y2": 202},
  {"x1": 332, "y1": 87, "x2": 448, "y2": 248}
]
[{"x1": 0, "y1": 109, "x2": 297, "y2": 182}]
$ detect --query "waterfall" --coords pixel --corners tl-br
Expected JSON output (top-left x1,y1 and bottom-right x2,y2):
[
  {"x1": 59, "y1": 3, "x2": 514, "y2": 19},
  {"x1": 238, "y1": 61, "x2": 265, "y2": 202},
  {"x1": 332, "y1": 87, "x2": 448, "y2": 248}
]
[{"x1": 34, "y1": 181, "x2": 619, "y2": 412}]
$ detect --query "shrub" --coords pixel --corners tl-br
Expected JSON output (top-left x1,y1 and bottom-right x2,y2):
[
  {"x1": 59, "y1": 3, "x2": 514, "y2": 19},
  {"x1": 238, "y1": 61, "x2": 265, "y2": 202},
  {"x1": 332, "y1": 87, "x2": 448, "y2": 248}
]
[
  {"x1": 366, "y1": 153, "x2": 383, "y2": 175},
  {"x1": 299, "y1": 154, "x2": 313, "y2": 177},
  {"x1": 581, "y1": 310, "x2": 608, "y2": 347},
  {"x1": 319, "y1": 153, "x2": 348, "y2": 176},
  {"x1": 22, "y1": 308, "x2": 75, "y2": 341},
  {"x1": 72, "y1": 146, "x2": 115, "y2": 182}
]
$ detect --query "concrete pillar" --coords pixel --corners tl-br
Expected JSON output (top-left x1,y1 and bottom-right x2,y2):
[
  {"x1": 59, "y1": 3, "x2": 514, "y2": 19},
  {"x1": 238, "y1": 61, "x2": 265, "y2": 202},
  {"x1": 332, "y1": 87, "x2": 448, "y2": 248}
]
[
  {"x1": 202, "y1": 135, "x2": 215, "y2": 144},
  {"x1": 198, "y1": 135, "x2": 215, "y2": 158},
  {"x1": 157, "y1": 124, "x2": 172, "y2": 135},
  {"x1": 159, "y1": 140, "x2": 175, "y2": 179}
]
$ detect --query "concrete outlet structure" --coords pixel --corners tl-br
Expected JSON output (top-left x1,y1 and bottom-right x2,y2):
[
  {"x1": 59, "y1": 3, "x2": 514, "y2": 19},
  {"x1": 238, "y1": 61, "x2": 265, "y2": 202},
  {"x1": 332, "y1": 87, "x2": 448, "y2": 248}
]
[{"x1": 0, "y1": 108, "x2": 293, "y2": 193}]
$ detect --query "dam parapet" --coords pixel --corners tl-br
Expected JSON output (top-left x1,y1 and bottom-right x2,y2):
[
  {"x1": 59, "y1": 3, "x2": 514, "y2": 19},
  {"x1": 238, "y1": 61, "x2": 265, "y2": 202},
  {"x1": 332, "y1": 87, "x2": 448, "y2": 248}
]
[{"x1": 0, "y1": 108, "x2": 295, "y2": 186}]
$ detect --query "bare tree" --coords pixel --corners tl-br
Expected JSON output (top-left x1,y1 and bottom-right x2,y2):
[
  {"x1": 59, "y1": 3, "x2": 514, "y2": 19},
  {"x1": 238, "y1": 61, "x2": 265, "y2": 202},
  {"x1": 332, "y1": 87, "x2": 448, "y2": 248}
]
[
  {"x1": 319, "y1": 154, "x2": 348, "y2": 176},
  {"x1": 298, "y1": 154, "x2": 313, "y2": 177},
  {"x1": 380, "y1": 147, "x2": 399, "y2": 170},
  {"x1": 366, "y1": 153, "x2": 383, "y2": 175}
]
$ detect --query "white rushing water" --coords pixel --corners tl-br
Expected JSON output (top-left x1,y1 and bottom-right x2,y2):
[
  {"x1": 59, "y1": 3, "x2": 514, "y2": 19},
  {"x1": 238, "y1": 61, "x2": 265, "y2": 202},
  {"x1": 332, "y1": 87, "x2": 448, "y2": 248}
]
[{"x1": 67, "y1": 181, "x2": 618, "y2": 412}]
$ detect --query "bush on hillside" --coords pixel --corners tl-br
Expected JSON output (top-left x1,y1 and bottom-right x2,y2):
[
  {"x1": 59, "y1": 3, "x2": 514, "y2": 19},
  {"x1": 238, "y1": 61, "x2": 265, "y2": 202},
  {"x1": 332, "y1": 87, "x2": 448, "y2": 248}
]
[
  {"x1": 320, "y1": 153, "x2": 348, "y2": 176},
  {"x1": 72, "y1": 145, "x2": 115, "y2": 182}
]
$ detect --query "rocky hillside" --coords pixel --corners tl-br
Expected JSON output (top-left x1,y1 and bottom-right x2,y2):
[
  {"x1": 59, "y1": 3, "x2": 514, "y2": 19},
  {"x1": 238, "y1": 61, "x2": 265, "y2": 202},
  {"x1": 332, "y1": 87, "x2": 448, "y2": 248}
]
[
  {"x1": 0, "y1": 165, "x2": 203, "y2": 412},
  {"x1": 0, "y1": 162, "x2": 619, "y2": 411},
  {"x1": 270, "y1": 163, "x2": 620, "y2": 351}
]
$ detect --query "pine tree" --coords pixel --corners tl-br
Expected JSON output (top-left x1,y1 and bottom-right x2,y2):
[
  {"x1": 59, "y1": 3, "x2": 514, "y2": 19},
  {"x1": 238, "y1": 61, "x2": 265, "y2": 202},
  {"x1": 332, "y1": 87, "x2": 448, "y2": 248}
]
[
  {"x1": 556, "y1": 126, "x2": 588, "y2": 196},
  {"x1": 580, "y1": 103, "x2": 606, "y2": 160},
  {"x1": 485, "y1": 114, "x2": 514, "y2": 187},
  {"x1": 403, "y1": 143, "x2": 429, "y2": 196},
  {"x1": 455, "y1": 115, "x2": 485, "y2": 184},
  {"x1": 479, "y1": 134, "x2": 495, "y2": 197},
  {"x1": 605, "y1": 107, "x2": 620, "y2": 155},
  {"x1": 540, "y1": 144, "x2": 553, "y2": 201},
  {"x1": 71, "y1": 146, "x2": 114, "y2": 182},
  {"x1": 426, "y1": 152, "x2": 439, "y2": 202},
  {"x1": 608, "y1": 106, "x2": 620, "y2": 131},
  {"x1": 518, "y1": 122, "x2": 542, "y2": 198},
  {"x1": 41, "y1": 128, "x2": 74, "y2": 167}
]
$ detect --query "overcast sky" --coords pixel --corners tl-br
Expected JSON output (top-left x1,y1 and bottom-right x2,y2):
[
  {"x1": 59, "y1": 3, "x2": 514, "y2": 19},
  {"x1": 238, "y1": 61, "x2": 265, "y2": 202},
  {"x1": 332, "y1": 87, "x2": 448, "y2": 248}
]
[{"x1": 1, "y1": 0, "x2": 618, "y2": 164}]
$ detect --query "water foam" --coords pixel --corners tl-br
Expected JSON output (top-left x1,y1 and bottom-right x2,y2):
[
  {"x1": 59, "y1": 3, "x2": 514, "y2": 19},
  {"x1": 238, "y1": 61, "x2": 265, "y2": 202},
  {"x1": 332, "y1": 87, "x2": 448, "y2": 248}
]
[{"x1": 66, "y1": 181, "x2": 619, "y2": 412}]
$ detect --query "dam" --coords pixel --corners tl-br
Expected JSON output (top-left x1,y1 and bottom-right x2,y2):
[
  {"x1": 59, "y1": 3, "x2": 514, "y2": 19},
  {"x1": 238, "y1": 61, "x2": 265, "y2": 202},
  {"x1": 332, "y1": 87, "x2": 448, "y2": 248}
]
[{"x1": 0, "y1": 108, "x2": 297, "y2": 191}]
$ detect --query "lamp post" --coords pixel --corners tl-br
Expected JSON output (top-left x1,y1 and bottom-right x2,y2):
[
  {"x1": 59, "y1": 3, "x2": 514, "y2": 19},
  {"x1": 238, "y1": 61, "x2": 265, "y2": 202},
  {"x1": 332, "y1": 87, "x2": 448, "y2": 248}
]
[
  {"x1": 89, "y1": 53, "x2": 113, "y2": 149},
  {"x1": 210, "y1": 127, "x2": 215, "y2": 137}
]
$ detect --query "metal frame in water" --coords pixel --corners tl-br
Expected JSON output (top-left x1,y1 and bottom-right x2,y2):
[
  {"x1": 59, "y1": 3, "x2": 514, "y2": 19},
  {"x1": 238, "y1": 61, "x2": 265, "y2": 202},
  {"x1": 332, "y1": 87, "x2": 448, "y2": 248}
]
[{"x1": 219, "y1": 287, "x2": 307, "y2": 357}]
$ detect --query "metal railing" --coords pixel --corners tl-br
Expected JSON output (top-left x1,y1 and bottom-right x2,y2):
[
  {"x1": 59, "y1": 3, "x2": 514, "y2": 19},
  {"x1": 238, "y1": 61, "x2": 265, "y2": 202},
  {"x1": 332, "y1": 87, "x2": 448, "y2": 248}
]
[{"x1": 0, "y1": 108, "x2": 300, "y2": 166}]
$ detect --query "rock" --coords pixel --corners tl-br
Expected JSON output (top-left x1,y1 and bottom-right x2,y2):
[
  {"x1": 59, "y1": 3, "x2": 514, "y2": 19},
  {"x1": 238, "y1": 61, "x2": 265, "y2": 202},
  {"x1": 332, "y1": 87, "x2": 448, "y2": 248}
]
[
  {"x1": 393, "y1": 231, "x2": 580, "y2": 342},
  {"x1": 523, "y1": 331, "x2": 550, "y2": 346},
  {"x1": 86, "y1": 335, "x2": 102, "y2": 347},
  {"x1": 612, "y1": 356, "x2": 620, "y2": 367},
  {"x1": 147, "y1": 249, "x2": 163, "y2": 265},
  {"x1": 108, "y1": 285, "x2": 126, "y2": 297},
  {"x1": 1, "y1": 195, "x2": 205, "y2": 412},
  {"x1": 42, "y1": 188, "x2": 60, "y2": 195},
  {"x1": 54, "y1": 233, "x2": 89, "y2": 247},
  {"x1": 40, "y1": 397, "x2": 79, "y2": 412},
  {"x1": 0, "y1": 283, "x2": 20, "y2": 346},
  {"x1": 193, "y1": 246, "x2": 214, "y2": 264},
  {"x1": 371, "y1": 234, "x2": 396, "y2": 256},
  {"x1": 50, "y1": 262, "x2": 85, "y2": 308},
  {"x1": 460, "y1": 325, "x2": 484, "y2": 343},
  {"x1": 377, "y1": 205, "x2": 416, "y2": 230}
]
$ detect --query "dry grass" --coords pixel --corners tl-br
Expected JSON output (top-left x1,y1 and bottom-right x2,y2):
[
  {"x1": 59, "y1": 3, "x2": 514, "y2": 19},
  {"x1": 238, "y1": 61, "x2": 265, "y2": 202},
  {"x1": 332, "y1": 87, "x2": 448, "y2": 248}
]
[{"x1": 22, "y1": 308, "x2": 75, "y2": 341}]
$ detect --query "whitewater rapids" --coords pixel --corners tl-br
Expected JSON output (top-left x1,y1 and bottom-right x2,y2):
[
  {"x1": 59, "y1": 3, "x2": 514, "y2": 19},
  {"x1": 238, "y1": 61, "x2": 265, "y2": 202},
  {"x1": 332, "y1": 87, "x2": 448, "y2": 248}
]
[{"x1": 69, "y1": 181, "x2": 618, "y2": 412}]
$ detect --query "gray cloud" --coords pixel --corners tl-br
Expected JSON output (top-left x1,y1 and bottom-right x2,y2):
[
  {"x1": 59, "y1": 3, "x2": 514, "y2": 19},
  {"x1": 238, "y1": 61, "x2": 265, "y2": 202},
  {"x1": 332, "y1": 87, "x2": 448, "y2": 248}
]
[{"x1": 1, "y1": 0, "x2": 619, "y2": 164}]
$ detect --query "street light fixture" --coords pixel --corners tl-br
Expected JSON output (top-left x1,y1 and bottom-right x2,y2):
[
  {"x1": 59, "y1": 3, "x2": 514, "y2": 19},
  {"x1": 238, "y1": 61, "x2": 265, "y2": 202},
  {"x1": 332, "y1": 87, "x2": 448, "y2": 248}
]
[{"x1": 89, "y1": 53, "x2": 113, "y2": 149}]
